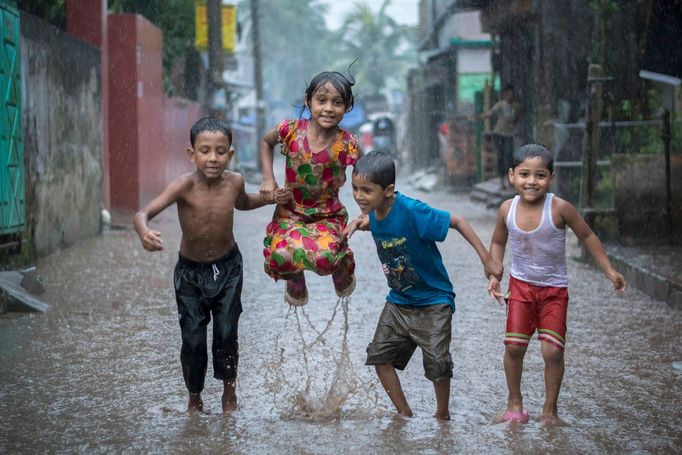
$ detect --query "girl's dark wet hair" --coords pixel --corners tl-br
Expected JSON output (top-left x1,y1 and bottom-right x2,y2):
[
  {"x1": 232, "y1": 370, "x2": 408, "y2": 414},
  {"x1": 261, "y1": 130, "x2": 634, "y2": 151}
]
[
  {"x1": 512, "y1": 143, "x2": 554, "y2": 173},
  {"x1": 304, "y1": 70, "x2": 355, "y2": 113},
  {"x1": 353, "y1": 150, "x2": 395, "y2": 189},
  {"x1": 190, "y1": 117, "x2": 233, "y2": 147}
]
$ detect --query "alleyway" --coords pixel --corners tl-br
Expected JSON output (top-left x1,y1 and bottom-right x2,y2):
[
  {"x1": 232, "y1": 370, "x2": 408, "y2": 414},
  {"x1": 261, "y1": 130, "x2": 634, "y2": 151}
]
[{"x1": 1, "y1": 173, "x2": 681, "y2": 454}]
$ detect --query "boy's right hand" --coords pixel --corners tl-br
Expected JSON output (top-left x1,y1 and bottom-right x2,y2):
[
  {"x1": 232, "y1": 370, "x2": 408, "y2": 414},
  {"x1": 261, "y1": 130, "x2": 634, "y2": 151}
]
[
  {"x1": 140, "y1": 229, "x2": 164, "y2": 252},
  {"x1": 484, "y1": 257, "x2": 503, "y2": 281},
  {"x1": 342, "y1": 215, "x2": 369, "y2": 240},
  {"x1": 487, "y1": 276, "x2": 507, "y2": 306},
  {"x1": 260, "y1": 179, "x2": 278, "y2": 203}
]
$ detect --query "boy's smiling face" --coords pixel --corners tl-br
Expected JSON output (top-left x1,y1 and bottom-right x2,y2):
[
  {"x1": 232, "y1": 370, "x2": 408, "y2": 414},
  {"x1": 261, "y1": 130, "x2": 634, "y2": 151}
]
[
  {"x1": 509, "y1": 157, "x2": 554, "y2": 203},
  {"x1": 351, "y1": 174, "x2": 394, "y2": 217},
  {"x1": 188, "y1": 130, "x2": 233, "y2": 180}
]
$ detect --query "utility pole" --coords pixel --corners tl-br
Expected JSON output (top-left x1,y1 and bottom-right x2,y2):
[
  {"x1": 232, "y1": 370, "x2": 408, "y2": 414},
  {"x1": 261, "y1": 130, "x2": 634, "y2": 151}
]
[
  {"x1": 207, "y1": 0, "x2": 225, "y2": 119},
  {"x1": 250, "y1": 0, "x2": 265, "y2": 171},
  {"x1": 580, "y1": 64, "x2": 609, "y2": 210}
]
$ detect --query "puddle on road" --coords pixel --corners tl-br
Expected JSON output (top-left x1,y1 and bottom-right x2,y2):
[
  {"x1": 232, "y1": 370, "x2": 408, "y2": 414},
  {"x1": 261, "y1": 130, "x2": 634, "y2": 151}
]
[{"x1": 1, "y1": 192, "x2": 682, "y2": 453}]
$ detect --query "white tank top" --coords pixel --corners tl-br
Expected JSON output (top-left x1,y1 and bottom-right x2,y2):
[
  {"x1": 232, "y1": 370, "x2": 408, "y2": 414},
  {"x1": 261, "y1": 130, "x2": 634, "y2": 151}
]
[{"x1": 507, "y1": 193, "x2": 568, "y2": 287}]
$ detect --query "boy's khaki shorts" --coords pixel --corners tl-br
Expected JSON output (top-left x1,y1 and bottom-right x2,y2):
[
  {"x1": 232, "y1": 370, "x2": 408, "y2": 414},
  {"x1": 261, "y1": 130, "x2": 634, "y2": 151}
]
[{"x1": 365, "y1": 302, "x2": 453, "y2": 381}]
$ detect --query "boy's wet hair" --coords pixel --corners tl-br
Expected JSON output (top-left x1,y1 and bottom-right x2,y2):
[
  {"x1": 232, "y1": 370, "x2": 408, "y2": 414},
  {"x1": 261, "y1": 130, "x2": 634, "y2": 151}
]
[
  {"x1": 304, "y1": 70, "x2": 355, "y2": 113},
  {"x1": 512, "y1": 143, "x2": 554, "y2": 173},
  {"x1": 190, "y1": 117, "x2": 233, "y2": 147},
  {"x1": 502, "y1": 83, "x2": 515, "y2": 93},
  {"x1": 353, "y1": 150, "x2": 395, "y2": 189}
]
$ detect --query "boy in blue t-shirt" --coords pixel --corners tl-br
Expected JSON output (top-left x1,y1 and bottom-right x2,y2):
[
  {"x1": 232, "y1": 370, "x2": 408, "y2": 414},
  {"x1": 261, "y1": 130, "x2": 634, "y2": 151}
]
[{"x1": 344, "y1": 151, "x2": 502, "y2": 420}]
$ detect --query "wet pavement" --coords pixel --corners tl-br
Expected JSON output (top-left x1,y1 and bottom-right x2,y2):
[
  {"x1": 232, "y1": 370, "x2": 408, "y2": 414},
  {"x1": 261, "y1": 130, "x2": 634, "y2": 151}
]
[{"x1": 2, "y1": 170, "x2": 682, "y2": 454}]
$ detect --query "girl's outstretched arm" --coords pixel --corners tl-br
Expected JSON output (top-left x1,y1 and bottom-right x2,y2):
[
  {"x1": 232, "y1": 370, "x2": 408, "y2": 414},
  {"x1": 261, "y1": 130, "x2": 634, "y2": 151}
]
[{"x1": 259, "y1": 128, "x2": 279, "y2": 201}]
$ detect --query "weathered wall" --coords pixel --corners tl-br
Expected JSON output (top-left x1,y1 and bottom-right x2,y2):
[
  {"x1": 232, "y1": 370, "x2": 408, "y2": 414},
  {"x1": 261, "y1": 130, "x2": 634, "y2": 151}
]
[
  {"x1": 613, "y1": 154, "x2": 682, "y2": 244},
  {"x1": 20, "y1": 12, "x2": 103, "y2": 257},
  {"x1": 164, "y1": 97, "x2": 203, "y2": 184}
]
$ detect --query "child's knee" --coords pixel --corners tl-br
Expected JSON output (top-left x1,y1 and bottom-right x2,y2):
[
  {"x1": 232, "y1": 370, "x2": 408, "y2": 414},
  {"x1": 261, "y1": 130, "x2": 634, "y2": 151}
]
[
  {"x1": 541, "y1": 342, "x2": 564, "y2": 364},
  {"x1": 505, "y1": 344, "x2": 527, "y2": 360}
]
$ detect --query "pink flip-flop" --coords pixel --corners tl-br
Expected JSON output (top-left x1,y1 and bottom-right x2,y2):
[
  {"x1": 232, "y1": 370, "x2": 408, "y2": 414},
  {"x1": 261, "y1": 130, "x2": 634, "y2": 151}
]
[{"x1": 501, "y1": 409, "x2": 529, "y2": 423}]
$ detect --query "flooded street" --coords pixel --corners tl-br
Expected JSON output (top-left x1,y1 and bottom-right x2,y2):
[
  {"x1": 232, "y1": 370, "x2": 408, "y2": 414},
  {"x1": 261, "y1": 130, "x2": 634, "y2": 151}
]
[{"x1": 2, "y1": 174, "x2": 681, "y2": 454}]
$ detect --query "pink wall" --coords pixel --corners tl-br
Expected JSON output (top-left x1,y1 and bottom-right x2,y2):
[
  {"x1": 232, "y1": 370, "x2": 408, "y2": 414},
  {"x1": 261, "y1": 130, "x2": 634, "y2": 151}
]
[
  {"x1": 164, "y1": 97, "x2": 204, "y2": 184},
  {"x1": 108, "y1": 14, "x2": 165, "y2": 212},
  {"x1": 70, "y1": 8, "x2": 205, "y2": 213}
]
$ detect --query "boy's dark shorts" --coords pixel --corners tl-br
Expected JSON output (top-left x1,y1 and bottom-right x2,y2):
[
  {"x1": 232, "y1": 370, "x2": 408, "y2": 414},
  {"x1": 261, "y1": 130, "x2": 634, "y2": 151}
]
[
  {"x1": 174, "y1": 246, "x2": 243, "y2": 394},
  {"x1": 365, "y1": 302, "x2": 453, "y2": 381}
]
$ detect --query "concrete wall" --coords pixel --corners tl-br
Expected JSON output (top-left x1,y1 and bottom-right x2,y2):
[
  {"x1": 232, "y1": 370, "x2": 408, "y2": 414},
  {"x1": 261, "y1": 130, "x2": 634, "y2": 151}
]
[
  {"x1": 613, "y1": 154, "x2": 682, "y2": 244},
  {"x1": 20, "y1": 12, "x2": 103, "y2": 257}
]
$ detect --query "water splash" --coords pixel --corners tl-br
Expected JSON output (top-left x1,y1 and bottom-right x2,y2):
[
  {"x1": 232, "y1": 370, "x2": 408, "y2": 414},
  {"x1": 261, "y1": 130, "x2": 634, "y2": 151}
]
[{"x1": 264, "y1": 297, "x2": 379, "y2": 421}]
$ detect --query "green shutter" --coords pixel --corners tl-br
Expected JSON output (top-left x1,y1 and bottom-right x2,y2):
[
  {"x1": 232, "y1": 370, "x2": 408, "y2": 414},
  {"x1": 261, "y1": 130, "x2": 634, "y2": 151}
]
[{"x1": 0, "y1": 0, "x2": 25, "y2": 236}]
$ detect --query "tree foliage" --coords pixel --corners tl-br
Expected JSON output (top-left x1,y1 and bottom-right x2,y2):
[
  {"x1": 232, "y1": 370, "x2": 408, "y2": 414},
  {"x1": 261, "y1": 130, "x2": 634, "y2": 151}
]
[
  {"x1": 243, "y1": 0, "x2": 335, "y2": 106},
  {"x1": 109, "y1": 0, "x2": 196, "y2": 95},
  {"x1": 18, "y1": 0, "x2": 65, "y2": 28},
  {"x1": 335, "y1": 0, "x2": 416, "y2": 95}
]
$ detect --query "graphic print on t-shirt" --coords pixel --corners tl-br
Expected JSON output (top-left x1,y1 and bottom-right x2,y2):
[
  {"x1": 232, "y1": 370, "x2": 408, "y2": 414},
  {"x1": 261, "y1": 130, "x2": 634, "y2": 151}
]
[{"x1": 375, "y1": 236, "x2": 420, "y2": 291}]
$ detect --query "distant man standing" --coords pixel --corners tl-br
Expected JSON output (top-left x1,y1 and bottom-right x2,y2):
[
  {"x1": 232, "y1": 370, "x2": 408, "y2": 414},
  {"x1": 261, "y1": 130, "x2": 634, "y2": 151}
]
[{"x1": 486, "y1": 84, "x2": 522, "y2": 190}]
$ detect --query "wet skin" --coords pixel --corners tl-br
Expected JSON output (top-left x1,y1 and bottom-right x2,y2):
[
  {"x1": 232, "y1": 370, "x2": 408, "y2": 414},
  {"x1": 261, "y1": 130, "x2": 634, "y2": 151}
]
[
  {"x1": 133, "y1": 129, "x2": 272, "y2": 414},
  {"x1": 487, "y1": 157, "x2": 627, "y2": 423},
  {"x1": 134, "y1": 130, "x2": 271, "y2": 263}
]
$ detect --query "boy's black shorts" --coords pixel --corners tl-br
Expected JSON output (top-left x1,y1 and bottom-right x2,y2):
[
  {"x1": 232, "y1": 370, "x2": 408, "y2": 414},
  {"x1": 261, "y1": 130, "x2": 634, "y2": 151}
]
[
  {"x1": 174, "y1": 246, "x2": 243, "y2": 394},
  {"x1": 365, "y1": 302, "x2": 453, "y2": 382}
]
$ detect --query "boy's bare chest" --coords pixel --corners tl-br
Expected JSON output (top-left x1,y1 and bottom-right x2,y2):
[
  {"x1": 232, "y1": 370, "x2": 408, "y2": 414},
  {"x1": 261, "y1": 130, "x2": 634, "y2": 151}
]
[{"x1": 180, "y1": 190, "x2": 236, "y2": 226}]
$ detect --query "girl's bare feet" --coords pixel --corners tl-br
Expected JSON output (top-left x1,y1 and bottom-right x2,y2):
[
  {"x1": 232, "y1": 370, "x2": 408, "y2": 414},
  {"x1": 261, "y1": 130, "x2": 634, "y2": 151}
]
[
  {"x1": 187, "y1": 393, "x2": 203, "y2": 414},
  {"x1": 285, "y1": 273, "x2": 308, "y2": 306}
]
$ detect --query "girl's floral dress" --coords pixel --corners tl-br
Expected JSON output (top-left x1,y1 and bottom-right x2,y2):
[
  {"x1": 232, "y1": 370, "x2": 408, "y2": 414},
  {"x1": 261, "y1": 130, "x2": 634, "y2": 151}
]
[{"x1": 263, "y1": 118, "x2": 359, "y2": 280}]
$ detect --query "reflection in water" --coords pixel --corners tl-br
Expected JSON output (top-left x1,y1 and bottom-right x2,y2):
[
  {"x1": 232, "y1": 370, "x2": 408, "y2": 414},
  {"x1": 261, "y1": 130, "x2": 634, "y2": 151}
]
[{"x1": 1, "y1": 189, "x2": 681, "y2": 453}]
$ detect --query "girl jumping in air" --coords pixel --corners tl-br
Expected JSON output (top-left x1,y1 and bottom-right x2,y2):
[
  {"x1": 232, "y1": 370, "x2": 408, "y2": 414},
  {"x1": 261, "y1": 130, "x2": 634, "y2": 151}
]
[{"x1": 259, "y1": 71, "x2": 361, "y2": 306}]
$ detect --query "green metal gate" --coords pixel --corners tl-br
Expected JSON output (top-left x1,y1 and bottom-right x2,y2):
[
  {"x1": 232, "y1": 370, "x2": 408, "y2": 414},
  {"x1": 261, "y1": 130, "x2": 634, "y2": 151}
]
[{"x1": 0, "y1": 0, "x2": 25, "y2": 238}]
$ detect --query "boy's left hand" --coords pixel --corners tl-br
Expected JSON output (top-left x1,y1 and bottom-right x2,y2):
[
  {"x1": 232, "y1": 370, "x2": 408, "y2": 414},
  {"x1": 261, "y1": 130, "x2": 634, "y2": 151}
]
[
  {"x1": 274, "y1": 187, "x2": 292, "y2": 205},
  {"x1": 607, "y1": 270, "x2": 627, "y2": 295},
  {"x1": 487, "y1": 276, "x2": 507, "y2": 306},
  {"x1": 342, "y1": 215, "x2": 369, "y2": 240}
]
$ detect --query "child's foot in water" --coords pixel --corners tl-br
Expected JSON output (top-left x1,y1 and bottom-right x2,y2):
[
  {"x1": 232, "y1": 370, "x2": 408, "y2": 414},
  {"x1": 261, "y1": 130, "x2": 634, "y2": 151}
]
[
  {"x1": 333, "y1": 271, "x2": 356, "y2": 297},
  {"x1": 539, "y1": 413, "x2": 568, "y2": 426},
  {"x1": 222, "y1": 381, "x2": 238, "y2": 414},
  {"x1": 285, "y1": 273, "x2": 308, "y2": 306},
  {"x1": 187, "y1": 393, "x2": 203, "y2": 414}
]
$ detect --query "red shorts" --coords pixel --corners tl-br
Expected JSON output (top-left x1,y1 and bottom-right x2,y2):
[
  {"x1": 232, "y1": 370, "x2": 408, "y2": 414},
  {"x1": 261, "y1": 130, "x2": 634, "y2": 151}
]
[{"x1": 504, "y1": 276, "x2": 569, "y2": 351}]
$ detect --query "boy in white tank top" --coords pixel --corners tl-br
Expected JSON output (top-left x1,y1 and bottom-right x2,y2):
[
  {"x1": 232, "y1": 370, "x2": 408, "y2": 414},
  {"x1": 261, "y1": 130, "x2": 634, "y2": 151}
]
[{"x1": 487, "y1": 143, "x2": 626, "y2": 425}]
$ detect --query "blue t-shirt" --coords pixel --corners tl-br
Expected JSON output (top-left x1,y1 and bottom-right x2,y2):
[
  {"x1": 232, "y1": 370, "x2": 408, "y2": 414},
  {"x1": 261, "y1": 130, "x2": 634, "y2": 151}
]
[{"x1": 369, "y1": 192, "x2": 456, "y2": 311}]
